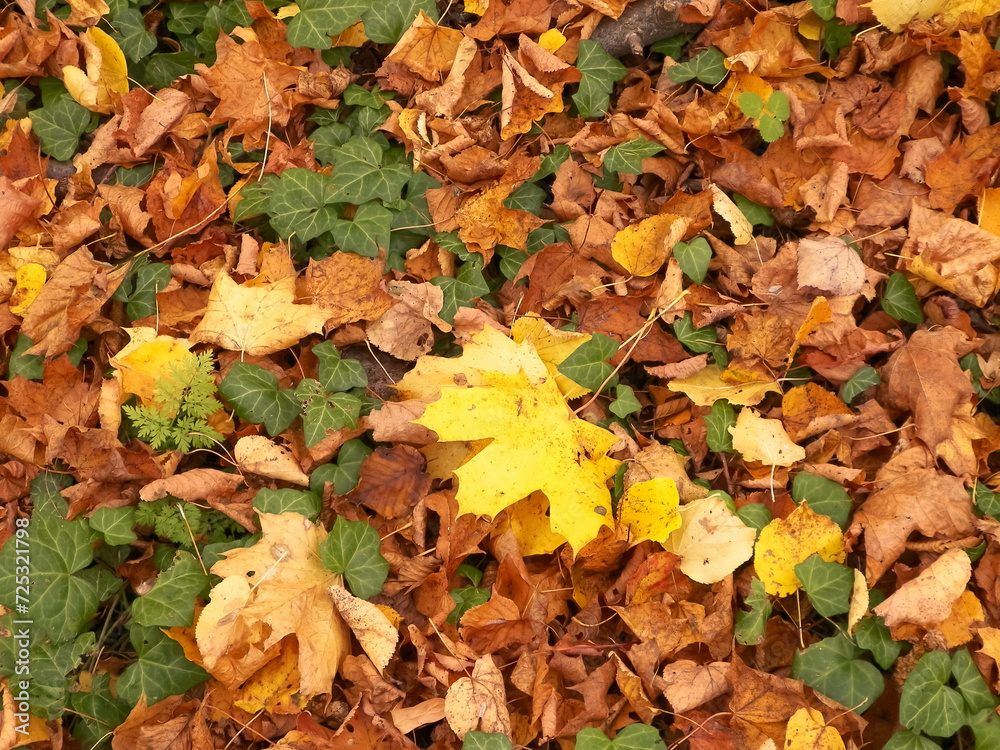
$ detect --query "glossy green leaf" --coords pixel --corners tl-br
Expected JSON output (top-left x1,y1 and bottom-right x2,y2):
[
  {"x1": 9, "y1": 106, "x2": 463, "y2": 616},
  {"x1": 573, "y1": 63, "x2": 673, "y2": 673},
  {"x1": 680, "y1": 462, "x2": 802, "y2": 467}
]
[
  {"x1": 449, "y1": 585, "x2": 490, "y2": 624},
  {"x1": 809, "y1": 0, "x2": 836, "y2": 20},
  {"x1": 735, "y1": 503, "x2": 772, "y2": 536},
  {"x1": 899, "y1": 650, "x2": 966, "y2": 737},
  {"x1": 112, "y1": 7, "x2": 158, "y2": 62},
  {"x1": 268, "y1": 168, "x2": 342, "y2": 241},
  {"x1": 0, "y1": 511, "x2": 98, "y2": 642},
  {"x1": 117, "y1": 623, "x2": 210, "y2": 706},
  {"x1": 126, "y1": 262, "x2": 172, "y2": 321},
  {"x1": 705, "y1": 399, "x2": 736, "y2": 453},
  {"x1": 130, "y1": 551, "x2": 208, "y2": 628},
  {"x1": 610, "y1": 385, "x2": 641, "y2": 418},
  {"x1": 667, "y1": 47, "x2": 727, "y2": 85},
  {"x1": 219, "y1": 362, "x2": 300, "y2": 435},
  {"x1": 882, "y1": 731, "x2": 941, "y2": 750},
  {"x1": 314, "y1": 341, "x2": 368, "y2": 392},
  {"x1": 952, "y1": 648, "x2": 998, "y2": 712},
  {"x1": 674, "y1": 236, "x2": 712, "y2": 284},
  {"x1": 8, "y1": 334, "x2": 44, "y2": 380},
  {"x1": 310, "y1": 440, "x2": 372, "y2": 496},
  {"x1": 793, "y1": 634, "x2": 884, "y2": 714},
  {"x1": 362, "y1": 0, "x2": 436, "y2": 44},
  {"x1": 603, "y1": 137, "x2": 665, "y2": 174},
  {"x1": 90, "y1": 507, "x2": 137, "y2": 546},
  {"x1": 881, "y1": 272, "x2": 923, "y2": 324},
  {"x1": 576, "y1": 723, "x2": 666, "y2": 750},
  {"x1": 735, "y1": 577, "x2": 771, "y2": 646},
  {"x1": 432, "y1": 259, "x2": 491, "y2": 324},
  {"x1": 286, "y1": 0, "x2": 368, "y2": 49},
  {"x1": 791, "y1": 472, "x2": 852, "y2": 530},
  {"x1": 673, "y1": 312, "x2": 719, "y2": 354},
  {"x1": 331, "y1": 201, "x2": 392, "y2": 257},
  {"x1": 573, "y1": 39, "x2": 626, "y2": 117},
  {"x1": 557, "y1": 332, "x2": 619, "y2": 392},
  {"x1": 794, "y1": 554, "x2": 853, "y2": 617},
  {"x1": 69, "y1": 673, "x2": 131, "y2": 748},
  {"x1": 733, "y1": 193, "x2": 774, "y2": 226},
  {"x1": 840, "y1": 366, "x2": 880, "y2": 403},
  {"x1": 253, "y1": 488, "x2": 322, "y2": 519},
  {"x1": 329, "y1": 136, "x2": 411, "y2": 203},
  {"x1": 855, "y1": 617, "x2": 902, "y2": 670},
  {"x1": 31, "y1": 81, "x2": 92, "y2": 161},
  {"x1": 319, "y1": 517, "x2": 389, "y2": 599}
]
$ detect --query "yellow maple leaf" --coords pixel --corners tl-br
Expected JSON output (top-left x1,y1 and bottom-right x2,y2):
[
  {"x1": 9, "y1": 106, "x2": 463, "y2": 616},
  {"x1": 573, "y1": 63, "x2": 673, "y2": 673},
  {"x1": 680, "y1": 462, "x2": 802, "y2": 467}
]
[
  {"x1": 190, "y1": 272, "x2": 330, "y2": 355},
  {"x1": 865, "y1": 0, "x2": 999, "y2": 32},
  {"x1": 63, "y1": 27, "x2": 128, "y2": 114},
  {"x1": 494, "y1": 492, "x2": 568, "y2": 556},
  {"x1": 406, "y1": 327, "x2": 621, "y2": 553},
  {"x1": 110, "y1": 328, "x2": 196, "y2": 405},
  {"x1": 9, "y1": 263, "x2": 46, "y2": 315},
  {"x1": 511, "y1": 313, "x2": 592, "y2": 399},
  {"x1": 785, "y1": 707, "x2": 846, "y2": 750},
  {"x1": 618, "y1": 478, "x2": 681, "y2": 545},
  {"x1": 196, "y1": 513, "x2": 351, "y2": 696},
  {"x1": 755, "y1": 503, "x2": 845, "y2": 596}
]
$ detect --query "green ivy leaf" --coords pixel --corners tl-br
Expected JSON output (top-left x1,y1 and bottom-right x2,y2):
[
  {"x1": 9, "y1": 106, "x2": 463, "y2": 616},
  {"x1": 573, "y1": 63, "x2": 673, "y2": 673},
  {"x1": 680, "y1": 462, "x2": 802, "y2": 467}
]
[
  {"x1": 267, "y1": 168, "x2": 340, "y2": 241},
  {"x1": 840, "y1": 366, "x2": 880, "y2": 403},
  {"x1": 504, "y1": 182, "x2": 547, "y2": 214},
  {"x1": 462, "y1": 732, "x2": 513, "y2": 750},
  {"x1": 319, "y1": 517, "x2": 389, "y2": 599},
  {"x1": 297, "y1": 384, "x2": 362, "y2": 447},
  {"x1": 651, "y1": 33, "x2": 691, "y2": 59},
  {"x1": 733, "y1": 193, "x2": 774, "y2": 226},
  {"x1": 735, "y1": 503, "x2": 772, "y2": 536},
  {"x1": 126, "y1": 262, "x2": 172, "y2": 321},
  {"x1": 809, "y1": 0, "x2": 836, "y2": 20},
  {"x1": 448, "y1": 585, "x2": 490, "y2": 624},
  {"x1": 973, "y1": 481, "x2": 1000, "y2": 520},
  {"x1": 310, "y1": 440, "x2": 372, "y2": 496},
  {"x1": 286, "y1": 0, "x2": 368, "y2": 49},
  {"x1": 735, "y1": 577, "x2": 771, "y2": 646},
  {"x1": 130, "y1": 551, "x2": 208, "y2": 628},
  {"x1": 794, "y1": 555, "x2": 853, "y2": 617},
  {"x1": 254, "y1": 488, "x2": 322, "y2": 519},
  {"x1": 90, "y1": 507, "x2": 137, "y2": 546},
  {"x1": 603, "y1": 137, "x2": 665, "y2": 174},
  {"x1": 117, "y1": 623, "x2": 210, "y2": 706},
  {"x1": 969, "y1": 707, "x2": 1000, "y2": 749},
  {"x1": 667, "y1": 47, "x2": 727, "y2": 85},
  {"x1": 432, "y1": 258, "x2": 491, "y2": 324},
  {"x1": 793, "y1": 634, "x2": 884, "y2": 714},
  {"x1": 0, "y1": 511, "x2": 99, "y2": 642},
  {"x1": 31, "y1": 80, "x2": 93, "y2": 161},
  {"x1": 824, "y1": 20, "x2": 858, "y2": 59},
  {"x1": 362, "y1": 0, "x2": 436, "y2": 44},
  {"x1": 8, "y1": 334, "x2": 45, "y2": 380},
  {"x1": 882, "y1": 731, "x2": 941, "y2": 750},
  {"x1": 881, "y1": 272, "x2": 923, "y2": 324},
  {"x1": 705, "y1": 399, "x2": 736, "y2": 453},
  {"x1": 557, "y1": 332, "x2": 619, "y2": 392},
  {"x1": 855, "y1": 617, "x2": 902, "y2": 669},
  {"x1": 69, "y1": 673, "x2": 131, "y2": 748},
  {"x1": 330, "y1": 201, "x2": 392, "y2": 257},
  {"x1": 673, "y1": 312, "x2": 718, "y2": 354},
  {"x1": 952, "y1": 648, "x2": 999, "y2": 713},
  {"x1": 343, "y1": 83, "x2": 395, "y2": 108},
  {"x1": 899, "y1": 650, "x2": 966, "y2": 737},
  {"x1": 532, "y1": 144, "x2": 571, "y2": 182},
  {"x1": 111, "y1": 7, "x2": 158, "y2": 62},
  {"x1": 791, "y1": 472, "x2": 852, "y2": 530},
  {"x1": 610, "y1": 384, "x2": 641, "y2": 418},
  {"x1": 329, "y1": 136, "x2": 411, "y2": 204},
  {"x1": 219, "y1": 362, "x2": 300, "y2": 436},
  {"x1": 573, "y1": 39, "x2": 626, "y2": 117},
  {"x1": 315, "y1": 341, "x2": 368, "y2": 392},
  {"x1": 673, "y1": 236, "x2": 712, "y2": 284},
  {"x1": 576, "y1": 723, "x2": 666, "y2": 750},
  {"x1": 0, "y1": 620, "x2": 94, "y2": 718},
  {"x1": 313, "y1": 122, "x2": 353, "y2": 165}
]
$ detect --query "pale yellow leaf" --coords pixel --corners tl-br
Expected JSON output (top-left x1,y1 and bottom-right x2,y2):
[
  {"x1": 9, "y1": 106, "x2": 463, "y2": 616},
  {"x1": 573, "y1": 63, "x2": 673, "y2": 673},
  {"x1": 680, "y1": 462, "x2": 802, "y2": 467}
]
[
  {"x1": 667, "y1": 364, "x2": 781, "y2": 407},
  {"x1": 235, "y1": 436, "x2": 309, "y2": 486},
  {"x1": 663, "y1": 494, "x2": 756, "y2": 584},
  {"x1": 730, "y1": 408, "x2": 805, "y2": 467}
]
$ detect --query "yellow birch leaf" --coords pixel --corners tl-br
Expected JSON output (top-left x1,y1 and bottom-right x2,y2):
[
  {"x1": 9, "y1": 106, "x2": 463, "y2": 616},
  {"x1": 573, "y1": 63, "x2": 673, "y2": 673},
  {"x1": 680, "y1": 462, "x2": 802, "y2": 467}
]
[
  {"x1": 444, "y1": 655, "x2": 510, "y2": 739},
  {"x1": 62, "y1": 27, "x2": 128, "y2": 114},
  {"x1": 663, "y1": 494, "x2": 756, "y2": 584},
  {"x1": 667, "y1": 364, "x2": 781, "y2": 406},
  {"x1": 785, "y1": 708, "x2": 846, "y2": 750},
  {"x1": 611, "y1": 214, "x2": 689, "y2": 276},
  {"x1": 9, "y1": 263, "x2": 46, "y2": 315},
  {"x1": 328, "y1": 585, "x2": 399, "y2": 672},
  {"x1": 538, "y1": 29, "x2": 567, "y2": 53},
  {"x1": 755, "y1": 503, "x2": 845, "y2": 596},
  {"x1": 110, "y1": 329, "x2": 196, "y2": 405},
  {"x1": 618, "y1": 478, "x2": 681, "y2": 545},
  {"x1": 710, "y1": 185, "x2": 753, "y2": 245},
  {"x1": 730, "y1": 408, "x2": 806, "y2": 467},
  {"x1": 233, "y1": 639, "x2": 307, "y2": 714},
  {"x1": 235, "y1": 436, "x2": 310, "y2": 486}
]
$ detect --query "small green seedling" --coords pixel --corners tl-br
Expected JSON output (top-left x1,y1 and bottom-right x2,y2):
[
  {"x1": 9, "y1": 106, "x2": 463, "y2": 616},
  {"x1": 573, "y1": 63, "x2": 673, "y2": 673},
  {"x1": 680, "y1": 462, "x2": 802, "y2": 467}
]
[{"x1": 737, "y1": 90, "x2": 790, "y2": 143}]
